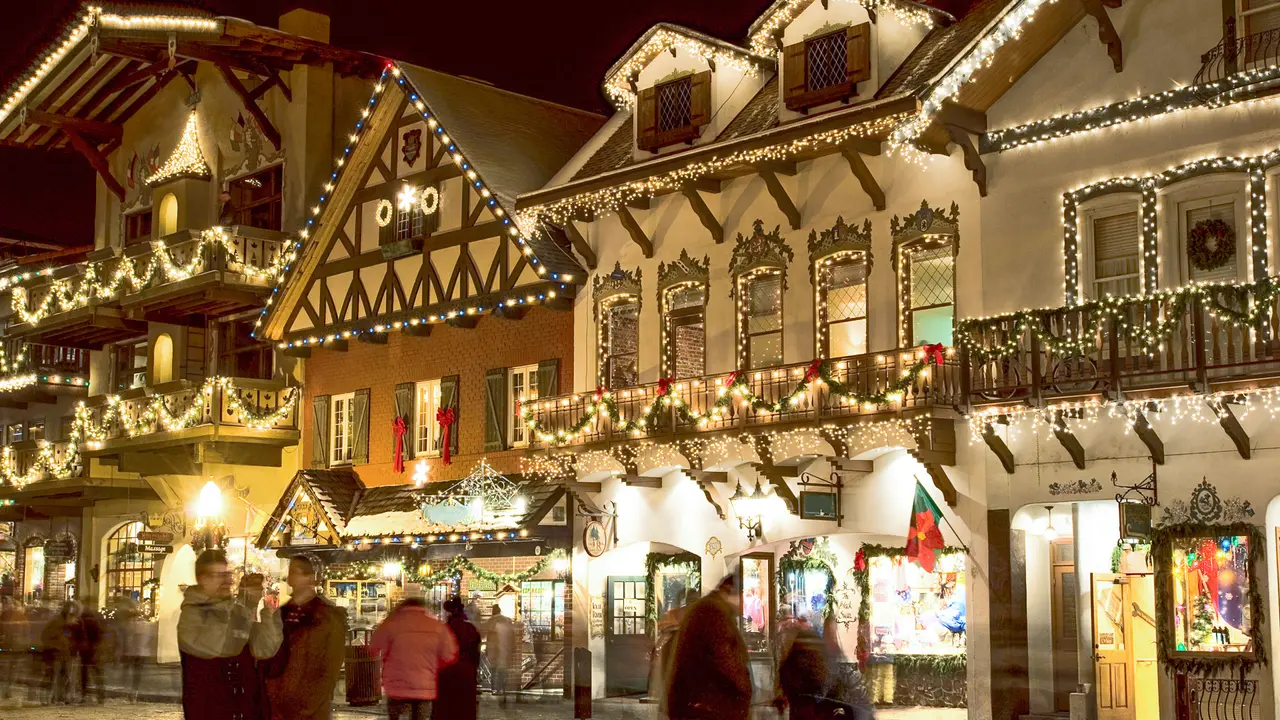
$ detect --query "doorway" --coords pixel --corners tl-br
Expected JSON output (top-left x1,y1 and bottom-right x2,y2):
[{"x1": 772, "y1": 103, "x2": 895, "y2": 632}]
[
  {"x1": 1050, "y1": 540, "x2": 1077, "y2": 712},
  {"x1": 1091, "y1": 573, "x2": 1159, "y2": 720},
  {"x1": 604, "y1": 575, "x2": 648, "y2": 696}
]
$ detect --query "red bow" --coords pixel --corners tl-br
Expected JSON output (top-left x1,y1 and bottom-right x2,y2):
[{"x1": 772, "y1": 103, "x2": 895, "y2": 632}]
[
  {"x1": 593, "y1": 386, "x2": 606, "y2": 403},
  {"x1": 803, "y1": 359, "x2": 824, "y2": 383},
  {"x1": 724, "y1": 371, "x2": 741, "y2": 389},
  {"x1": 854, "y1": 548, "x2": 866, "y2": 573},
  {"x1": 657, "y1": 376, "x2": 673, "y2": 397},
  {"x1": 436, "y1": 407, "x2": 455, "y2": 465},
  {"x1": 923, "y1": 343, "x2": 946, "y2": 366},
  {"x1": 392, "y1": 416, "x2": 407, "y2": 474}
]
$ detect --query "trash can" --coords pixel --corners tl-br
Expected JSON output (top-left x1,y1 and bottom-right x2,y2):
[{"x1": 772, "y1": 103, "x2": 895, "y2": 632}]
[{"x1": 345, "y1": 627, "x2": 381, "y2": 706}]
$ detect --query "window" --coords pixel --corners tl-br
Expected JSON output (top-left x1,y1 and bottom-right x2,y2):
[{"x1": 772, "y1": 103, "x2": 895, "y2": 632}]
[
  {"x1": 225, "y1": 165, "x2": 283, "y2": 231},
  {"x1": 157, "y1": 193, "x2": 178, "y2": 237},
  {"x1": 739, "y1": 554, "x2": 773, "y2": 653},
  {"x1": 665, "y1": 285, "x2": 706, "y2": 380},
  {"x1": 784, "y1": 24, "x2": 871, "y2": 112},
  {"x1": 1182, "y1": 198, "x2": 1239, "y2": 284},
  {"x1": 806, "y1": 30, "x2": 848, "y2": 93},
  {"x1": 657, "y1": 77, "x2": 692, "y2": 135},
  {"x1": 114, "y1": 340, "x2": 148, "y2": 391},
  {"x1": 124, "y1": 211, "x2": 152, "y2": 247},
  {"x1": 821, "y1": 258, "x2": 868, "y2": 357},
  {"x1": 28, "y1": 419, "x2": 44, "y2": 442},
  {"x1": 23, "y1": 544, "x2": 44, "y2": 599},
  {"x1": 1169, "y1": 534, "x2": 1253, "y2": 655},
  {"x1": 152, "y1": 333, "x2": 173, "y2": 385},
  {"x1": 637, "y1": 72, "x2": 710, "y2": 152},
  {"x1": 1090, "y1": 210, "x2": 1141, "y2": 298},
  {"x1": 331, "y1": 392, "x2": 355, "y2": 466},
  {"x1": 6, "y1": 423, "x2": 23, "y2": 444},
  {"x1": 521, "y1": 580, "x2": 566, "y2": 641},
  {"x1": 868, "y1": 552, "x2": 966, "y2": 655},
  {"x1": 105, "y1": 521, "x2": 159, "y2": 614},
  {"x1": 744, "y1": 273, "x2": 783, "y2": 369},
  {"x1": 397, "y1": 201, "x2": 425, "y2": 241},
  {"x1": 509, "y1": 365, "x2": 538, "y2": 448},
  {"x1": 1242, "y1": 1, "x2": 1280, "y2": 39},
  {"x1": 415, "y1": 380, "x2": 442, "y2": 457},
  {"x1": 217, "y1": 319, "x2": 273, "y2": 379},
  {"x1": 602, "y1": 299, "x2": 640, "y2": 387},
  {"x1": 906, "y1": 245, "x2": 955, "y2": 346}
]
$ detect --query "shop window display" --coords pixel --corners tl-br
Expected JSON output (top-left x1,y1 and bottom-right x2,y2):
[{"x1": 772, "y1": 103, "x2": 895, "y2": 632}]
[
  {"x1": 740, "y1": 555, "x2": 773, "y2": 653},
  {"x1": 783, "y1": 566, "x2": 832, "y2": 633},
  {"x1": 1170, "y1": 535, "x2": 1252, "y2": 653},
  {"x1": 868, "y1": 553, "x2": 966, "y2": 654},
  {"x1": 521, "y1": 580, "x2": 565, "y2": 640}
]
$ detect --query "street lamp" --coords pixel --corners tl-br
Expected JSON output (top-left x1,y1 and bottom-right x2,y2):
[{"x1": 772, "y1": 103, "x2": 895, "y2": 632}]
[
  {"x1": 193, "y1": 480, "x2": 227, "y2": 553},
  {"x1": 730, "y1": 481, "x2": 774, "y2": 541}
]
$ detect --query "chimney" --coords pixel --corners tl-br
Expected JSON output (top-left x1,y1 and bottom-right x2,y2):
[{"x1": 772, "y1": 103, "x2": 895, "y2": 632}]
[
  {"x1": 276, "y1": 6, "x2": 334, "y2": 232},
  {"x1": 278, "y1": 7, "x2": 331, "y2": 44}
]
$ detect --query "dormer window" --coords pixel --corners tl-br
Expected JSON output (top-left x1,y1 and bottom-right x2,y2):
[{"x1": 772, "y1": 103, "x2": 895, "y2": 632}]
[
  {"x1": 637, "y1": 71, "x2": 711, "y2": 152},
  {"x1": 784, "y1": 23, "x2": 870, "y2": 112}
]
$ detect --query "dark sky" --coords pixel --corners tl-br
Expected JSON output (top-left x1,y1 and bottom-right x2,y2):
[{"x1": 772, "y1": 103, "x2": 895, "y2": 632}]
[{"x1": 0, "y1": 0, "x2": 770, "y2": 245}]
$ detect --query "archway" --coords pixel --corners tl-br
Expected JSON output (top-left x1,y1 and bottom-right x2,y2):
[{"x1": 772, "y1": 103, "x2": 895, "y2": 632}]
[
  {"x1": 152, "y1": 333, "x2": 173, "y2": 384},
  {"x1": 157, "y1": 193, "x2": 178, "y2": 237}
]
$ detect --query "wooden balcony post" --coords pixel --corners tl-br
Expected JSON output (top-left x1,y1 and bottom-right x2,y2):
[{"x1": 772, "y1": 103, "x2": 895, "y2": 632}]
[
  {"x1": 1029, "y1": 330, "x2": 1043, "y2": 407},
  {"x1": 1107, "y1": 315, "x2": 1122, "y2": 402},
  {"x1": 958, "y1": 345, "x2": 972, "y2": 414},
  {"x1": 1192, "y1": 294, "x2": 1208, "y2": 393},
  {"x1": 211, "y1": 384, "x2": 224, "y2": 430}
]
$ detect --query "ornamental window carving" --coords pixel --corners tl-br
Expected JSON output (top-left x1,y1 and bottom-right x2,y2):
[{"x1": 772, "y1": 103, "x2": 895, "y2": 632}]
[
  {"x1": 731, "y1": 221, "x2": 793, "y2": 369},
  {"x1": 658, "y1": 250, "x2": 710, "y2": 380},
  {"x1": 594, "y1": 263, "x2": 643, "y2": 388},
  {"x1": 892, "y1": 201, "x2": 959, "y2": 347},
  {"x1": 810, "y1": 216, "x2": 872, "y2": 358}
]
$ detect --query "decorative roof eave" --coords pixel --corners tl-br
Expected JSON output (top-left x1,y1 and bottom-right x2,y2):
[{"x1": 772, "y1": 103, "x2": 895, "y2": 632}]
[
  {"x1": 602, "y1": 23, "x2": 774, "y2": 110},
  {"x1": 258, "y1": 63, "x2": 581, "y2": 343},
  {"x1": 747, "y1": 0, "x2": 948, "y2": 55}
]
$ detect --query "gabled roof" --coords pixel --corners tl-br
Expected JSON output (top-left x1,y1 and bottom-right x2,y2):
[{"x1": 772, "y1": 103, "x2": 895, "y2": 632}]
[
  {"x1": 253, "y1": 468, "x2": 363, "y2": 548},
  {"x1": 340, "y1": 479, "x2": 564, "y2": 540},
  {"x1": 876, "y1": 0, "x2": 1014, "y2": 99},
  {"x1": 746, "y1": 0, "x2": 954, "y2": 55},
  {"x1": 602, "y1": 23, "x2": 774, "y2": 110}
]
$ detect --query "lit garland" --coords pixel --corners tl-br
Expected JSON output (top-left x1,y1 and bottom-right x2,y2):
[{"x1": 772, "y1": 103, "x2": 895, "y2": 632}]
[
  {"x1": 604, "y1": 26, "x2": 771, "y2": 109},
  {"x1": 146, "y1": 111, "x2": 211, "y2": 186},
  {"x1": 341, "y1": 549, "x2": 566, "y2": 586},
  {"x1": 0, "y1": 344, "x2": 86, "y2": 393},
  {"x1": 522, "y1": 354, "x2": 938, "y2": 446},
  {"x1": 748, "y1": 0, "x2": 936, "y2": 55},
  {"x1": 517, "y1": 112, "x2": 906, "y2": 227}
]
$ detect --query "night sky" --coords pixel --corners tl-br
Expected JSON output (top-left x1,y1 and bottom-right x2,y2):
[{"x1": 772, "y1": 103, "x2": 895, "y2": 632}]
[{"x1": 0, "y1": 0, "x2": 769, "y2": 246}]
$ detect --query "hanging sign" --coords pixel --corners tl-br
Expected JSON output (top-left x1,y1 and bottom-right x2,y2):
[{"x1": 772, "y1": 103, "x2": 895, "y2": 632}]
[
  {"x1": 590, "y1": 595, "x2": 605, "y2": 638},
  {"x1": 1119, "y1": 501, "x2": 1152, "y2": 542},
  {"x1": 137, "y1": 531, "x2": 174, "y2": 544}
]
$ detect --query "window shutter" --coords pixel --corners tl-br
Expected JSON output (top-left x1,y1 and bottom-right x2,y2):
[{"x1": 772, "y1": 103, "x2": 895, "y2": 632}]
[
  {"x1": 352, "y1": 388, "x2": 370, "y2": 465},
  {"x1": 424, "y1": 183, "x2": 440, "y2": 235},
  {"x1": 440, "y1": 374, "x2": 460, "y2": 457},
  {"x1": 484, "y1": 368, "x2": 507, "y2": 452},
  {"x1": 311, "y1": 395, "x2": 330, "y2": 469},
  {"x1": 537, "y1": 358, "x2": 560, "y2": 398},
  {"x1": 845, "y1": 23, "x2": 872, "y2": 85},
  {"x1": 636, "y1": 86, "x2": 658, "y2": 152},
  {"x1": 378, "y1": 202, "x2": 395, "y2": 246},
  {"x1": 689, "y1": 71, "x2": 712, "y2": 129},
  {"x1": 783, "y1": 41, "x2": 808, "y2": 105},
  {"x1": 393, "y1": 382, "x2": 414, "y2": 465}
]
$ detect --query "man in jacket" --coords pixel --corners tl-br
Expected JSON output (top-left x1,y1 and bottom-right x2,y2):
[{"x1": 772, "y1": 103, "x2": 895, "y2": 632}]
[
  {"x1": 372, "y1": 596, "x2": 459, "y2": 720},
  {"x1": 434, "y1": 597, "x2": 481, "y2": 720},
  {"x1": 178, "y1": 550, "x2": 282, "y2": 720},
  {"x1": 264, "y1": 556, "x2": 346, "y2": 720},
  {"x1": 484, "y1": 606, "x2": 515, "y2": 705},
  {"x1": 666, "y1": 575, "x2": 752, "y2": 720}
]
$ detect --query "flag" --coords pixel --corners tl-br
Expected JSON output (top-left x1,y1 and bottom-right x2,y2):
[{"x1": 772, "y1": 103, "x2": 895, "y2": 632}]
[{"x1": 906, "y1": 481, "x2": 946, "y2": 572}]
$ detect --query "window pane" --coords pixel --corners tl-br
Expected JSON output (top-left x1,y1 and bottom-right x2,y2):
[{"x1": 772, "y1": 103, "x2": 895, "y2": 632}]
[
  {"x1": 1092, "y1": 212, "x2": 1140, "y2": 298},
  {"x1": 912, "y1": 306, "x2": 954, "y2": 346},
  {"x1": 606, "y1": 302, "x2": 640, "y2": 387},
  {"x1": 910, "y1": 248, "x2": 954, "y2": 308},
  {"x1": 658, "y1": 78, "x2": 692, "y2": 132},
  {"x1": 1185, "y1": 202, "x2": 1238, "y2": 284},
  {"x1": 806, "y1": 31, "x2": 848, "y2": 92},
  {"x1": 749, "y1": 333, "x2": 782, "y2": 369},
  {"x1": 827, "y1": 262, "x2": 868, "y2": 322},
  {"x1": 668, "y1": 285, "x2": 705, "y2": 310},
  {"x1": 748, "y1": 275, "x2": 782, "y2": 333},
  {"x1": 672, "y1": 320, "x2": 705, "y2": 379},
  {"x1": 829, "y1": 318, "x2": 867, "y2": 357}
]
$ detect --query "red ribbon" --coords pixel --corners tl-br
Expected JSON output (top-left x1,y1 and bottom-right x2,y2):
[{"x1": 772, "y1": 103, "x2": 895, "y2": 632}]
[
  {"x1": 923, "y1": 343, "x2": 946, "y2": 366},
  {"x1": 593, "y1": 386, "x2": 606, "y2": 403},
  {"x1": 657, "y1": 376, "x2": 673, "y2": 397},
  {"x1": 436, "y1": 407, "x2": 455, "y2": 465},
  {"x1": 803, "y1": 359, "x2": 823, "y2": 383},
  {"x1": 854, "y1": 548, "x2": 866, "y2": 573},
  {"x1": 724, "y1": 371, "x2": 741, "y2": 389},
  {"x1": 392, "y1": 415, "x2": 407, "y2": 474}
]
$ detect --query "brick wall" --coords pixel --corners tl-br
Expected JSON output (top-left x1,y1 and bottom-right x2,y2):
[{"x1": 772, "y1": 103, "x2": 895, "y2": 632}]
[
  {"x1": 302, "y1": 307, "x2": 573, "y2": 486},
  {"x1": 461, "y1": 556, "x2": 566, "y2": 691}
]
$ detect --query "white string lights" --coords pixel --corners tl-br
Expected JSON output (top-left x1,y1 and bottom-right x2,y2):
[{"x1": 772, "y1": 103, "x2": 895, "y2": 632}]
[
  {"x1": 0, "y1": 346, "x2": 87, "y2": 394},
  {"x1": 146, "y1": 111, "x2": 211, "y2": 186},
  {"x1": 604, "y1": 27, "x2": 771, "y2": 109},
  {"x1": 748, "y1": 0, "x2": 936, "y2": 55}
]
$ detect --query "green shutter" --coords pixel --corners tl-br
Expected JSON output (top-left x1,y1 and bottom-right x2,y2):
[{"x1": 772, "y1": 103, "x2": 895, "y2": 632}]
[
  {"x1": 352, "y1": 388, "x2": 370, "y2": 465},
  {"x1": 440, "y1": 375, "x2": 460, "y2": 457},
  {"x1": 537, "y1": 358, "x2": 560, "y2": 397},
  {"x1": 484, "y1": 368, "x2": 508, "y2": 452},
  {"x1": 393, "y1": 382, "x2": 414, "y2": 464},
  {"x1": 311, "y1": 395, "x2": 330, "y2": 468},
  {"x1": 378, "y1": 205, "x2": 395, "y2": 246}
]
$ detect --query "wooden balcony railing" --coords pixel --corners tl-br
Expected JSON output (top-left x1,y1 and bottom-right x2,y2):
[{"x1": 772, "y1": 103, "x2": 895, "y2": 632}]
[
  {"x1": 524, "y1": 348, "x2": 962, "y2": 448},
  {"x1": 961, "y1": 280, "x2": 1280, "y2": 407}
]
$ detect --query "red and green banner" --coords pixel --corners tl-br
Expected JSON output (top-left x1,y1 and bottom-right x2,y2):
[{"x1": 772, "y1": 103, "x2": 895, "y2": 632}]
[{"x1": 906, "y1": 481, "x2": 946, "y2": 572}]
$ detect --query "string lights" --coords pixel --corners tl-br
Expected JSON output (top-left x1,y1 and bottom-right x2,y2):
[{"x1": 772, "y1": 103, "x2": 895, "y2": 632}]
[
  {"x1": 0, "y1": 346, "x2": 87, "y2": 394},
  {"x1": 748, "y1": 0, "x2": 936, "y2": 55},
  {"x1": 146, "y1": 111, "x2": 211, "y2": 186},
  {"x1": 604, "y1": 26, "x2": 771, "y2": 109}
]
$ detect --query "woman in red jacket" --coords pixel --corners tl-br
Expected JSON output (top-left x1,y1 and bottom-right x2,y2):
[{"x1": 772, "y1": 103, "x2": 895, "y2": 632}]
[{"x1": 371, "y1": 597, "x2": 459, "y2": 720}]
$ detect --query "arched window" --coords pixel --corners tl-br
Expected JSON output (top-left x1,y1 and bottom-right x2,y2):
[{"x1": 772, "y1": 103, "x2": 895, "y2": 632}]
[
  {"x1": 810, "y1": 217, "x2": 872, "y2": 358},
  {"x1": 658, "y1": 250, "x2": 710, "y2": 380},
  {"x1": 594, "y1": 263, "x2": 643, "y2": 388},
  {"x1": 105, "y1": 521, "x2": 158, "y2": 609},
  {"x1": 152, "y1": 333, "x2": 173, "y2": 384},
  {"x1": 157, "y1": 193, "x2": 178, "y2": 237},
  {"x1": 893, "y1": 201, "x2": 959, "y2": 347},
  {"x1": 730, "y1": 221, "x2": 793, "y2": 369}
]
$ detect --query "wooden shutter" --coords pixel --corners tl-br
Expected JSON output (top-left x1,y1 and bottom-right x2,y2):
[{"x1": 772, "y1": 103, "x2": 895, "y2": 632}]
[
  {"x1": 424, "y1": 183, "x2": 440, "y2": 235},
  {"x1": 440, "y1": 375, "x2": 460, "y2": 457},
  {"x1": 636, "y1": 86, "x2": 658, "y2": 152},
  {"x1": 537, "y1": 359, "x2": 560, "y2": 398},
  {"x1": 846, "y1": 23, "x2": 872, "y2": 85},
  {"x1": 484, "y1": 368, "x2": 507, "y2": 452},
  {"x1": 311, "y1": 395, "x2": 330, "y2": 468},
  {"x1": 352, "y1": 388, "x2": 370, "y2": 465},
  {"x1": 783, "y1": 41, "x2": 808, "y2": 107},
  {"x1": 689, "y1": 71, "x2": 712, "y2": 129},
  {"x1": 393, "y1": 382, "x2": 414, "y2": 465},
  {"x1": 378, "y1": 202, "x2": 395, "y2": 246}
]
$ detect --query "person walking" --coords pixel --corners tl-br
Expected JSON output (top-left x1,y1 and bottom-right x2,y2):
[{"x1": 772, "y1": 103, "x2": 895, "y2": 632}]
[
  {"x1": 77, "y1": 600, "x2": 105, "y2": 704},
  {"x1": 40, "y1": 602, "x2": 75, "y2": 704},
  {"x1": 118, "y1": 600, "x2": 148, "y2": 701},
  {"x1": 775, "y1": 615, "x2": 828, "y2": 720},
  {"x1": 178, "y1": 550, "x2": 282, "y2": 720},
  {"x1": 434, "y1": 597, "x2": 481, "y2": 720},
  {"x1": 666, "y1": 575, "x2": 752, "y2": 720},
  {"x1": 484, "y1": 605, "x2": 515, "y2": 706},
  {"x1": 0, "y1": 597, "x2": 20, "y2": 699},
  {"x1": 371, "y1": 596, "x2": 459, "y2": 720},
  {"x1": 264, "y1": 556, "x2": 346, "y2": 720}
]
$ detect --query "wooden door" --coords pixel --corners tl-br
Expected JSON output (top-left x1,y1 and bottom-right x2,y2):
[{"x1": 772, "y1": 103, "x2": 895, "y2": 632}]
[
  {"x1": 1050, "y1": 540, "x2": 1078, "y2": 712},
  {"x1": 605, "y1": 576, "x2": 649, "y2": 696},
  {"x1": 1092, "y1": 574, "x2": 1136, "y2": 720}
]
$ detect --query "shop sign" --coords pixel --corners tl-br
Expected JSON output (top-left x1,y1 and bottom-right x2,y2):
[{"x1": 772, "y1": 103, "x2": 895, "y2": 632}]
[
  {"x1": 45, "y1": 537, "x2": 75, "y2": 561},
  {"x1": 137, "y1": 531, "x2": 174, "y2": 544},
  {"x1": 1119, "y1": 501, "x2": 1152, "y2": 541},
  {"x1": 800, "y1": 491, "x2": 838, "y2": 521},
  {"x1": 590, "y1": 595, "x2": 605, "y2": 638},
  {"x1": 139, "y1": 544, "x2": 173, "y2": 555}
]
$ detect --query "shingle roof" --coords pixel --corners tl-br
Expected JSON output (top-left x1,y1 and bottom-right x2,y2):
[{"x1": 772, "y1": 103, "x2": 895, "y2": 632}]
[
  {"x1": 340, "y1": 478, "x2": 564, "y2": 538},
  {"x1": 253, "y1": 468, "x2": 364, "y2": 548},
  {"x1": 571, "y1": 116, "x2": 636, "y2": 181},
  {"x1": 876, "y1": 0, "x2": 1015, "y2": 98},
  {"x1": 716, "y1": 75, "x2": 780, "y2": 141}
]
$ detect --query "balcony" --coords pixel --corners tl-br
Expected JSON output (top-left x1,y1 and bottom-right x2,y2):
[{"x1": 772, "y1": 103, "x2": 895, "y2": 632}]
[
  {"x1": 1194, "y1": 24, "x2": 1280, "y2": 102},
  {"x1": 6, "y1": 226, "x2": 291, "y2": 349},
  {"x1": 0, "y1": 342, "x2": 90, "y2": 406},
  {"x1": 523, "y1": 348, "x2": 962, "y2": 450}
]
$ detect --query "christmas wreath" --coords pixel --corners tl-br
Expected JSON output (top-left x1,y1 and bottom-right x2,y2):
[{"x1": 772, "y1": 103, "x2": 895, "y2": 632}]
[{"x1": 1187, "y1": 218, "x2": 1235, "y2": 272}]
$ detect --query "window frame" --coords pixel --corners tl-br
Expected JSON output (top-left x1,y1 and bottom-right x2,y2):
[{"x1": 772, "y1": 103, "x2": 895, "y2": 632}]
[
  {"x1": 655, "y1": 75, "x2": 694, "y2": 137},
  {"x1": 508, "y1": 364, "x2": 539, "y2": 448},
  {"x1": 817, "y1": 252, "x2": 870, "y2": 359},
  {"x1": 662, "y1": 283, "x2": 707, "y2": 380},
  {"x1": 740, "y1": 270, "x2": 785, "y2": 370},
  {"x1": 897, "y1": 238, "x2": 957, "y2": 348},
  {"x1": 1078, "y1": 194, "x2": 1144, "y2": 301},
  {"x1": 217, "y1": 319, "x2": 273, "y2": 380},
  {"x1": 414, "y1": 380, "x2": 442, "y2": 458},
  {"x1": 224, "y1": 164, "x2": 283, "y2": 231},
  {"x1": 123, "y1": 209, "x2": 152, "y2": 248},
  {"x1": 804, "y1": 27, "x2": 851, "y2": 95},
  {"x1": 520, "y1": 579, "x2": 566, "y2": 641},
  {"x1": 600, "y1": 296, "x2": 641, "y2": 389},
  {"x1": 330, "y1": 392, "x2": 355, "y2": 467}
]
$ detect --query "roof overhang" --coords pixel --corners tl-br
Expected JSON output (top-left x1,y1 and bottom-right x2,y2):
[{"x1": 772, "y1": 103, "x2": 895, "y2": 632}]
[
  {"x1": 746, "y1": 0, "x2": 951, "y2": 55},
  {"x1": 602, "y1": 23, "x2": 774, "y2": 110}
]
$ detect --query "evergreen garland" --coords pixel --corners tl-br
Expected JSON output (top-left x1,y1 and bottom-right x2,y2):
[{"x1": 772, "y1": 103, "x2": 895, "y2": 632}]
[
  {"x1": 342, "y1": 549, "x2": 568, "y2": 587},
  {"x1": 643, "y1": 551, "x2": 701, "y2": 634}
]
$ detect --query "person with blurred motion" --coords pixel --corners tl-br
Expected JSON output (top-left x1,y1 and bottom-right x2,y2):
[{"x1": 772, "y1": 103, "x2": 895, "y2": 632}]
[
  {"x1": 666, "y1": 575, "x2": 752, "y2": 720},
  {"x1": 77, "y1": 598, "x2": 105, "y2": 704},
  {"x1": 178, "y1": 551, "x2": 282, "y2": 720},
  {"x1": 775, "y1": 612, "x2": 828, "y2": 720},
  {"x1": 40, "y1": 602, "x2": 76, "y2": 704},
  {"x1": 434, "y1": 596, "x2": 481, "y2": 720},
  {"x1": 118, "y1": 599, "x2": 149, "y2": 701},
  {"x1": 650, "y1": 587, "x2": 690, "y2": 714},
  {"x1": 484, "y1": 605, "x2": 515, "y2": 706},
  {"x1": 0, "y1": 597, "x2": 20, "y2": 699},
  {"x1": 372, "y1": 596, "x2": 459, "y2": 720},
  {"x1": 264, "y1": 556, "x2": 346, "y2": 720}
]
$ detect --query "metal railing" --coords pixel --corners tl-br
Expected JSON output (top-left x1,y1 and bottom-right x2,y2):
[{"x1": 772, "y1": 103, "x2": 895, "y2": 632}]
[{"x1": 1195, "y1": 21, "x2": 1280, "y2": 87}]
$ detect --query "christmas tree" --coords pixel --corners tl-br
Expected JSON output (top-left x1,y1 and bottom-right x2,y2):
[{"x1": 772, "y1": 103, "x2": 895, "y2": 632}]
[{"x1": 1190, "y1": 591, "x2": 1215, "y2": 648}]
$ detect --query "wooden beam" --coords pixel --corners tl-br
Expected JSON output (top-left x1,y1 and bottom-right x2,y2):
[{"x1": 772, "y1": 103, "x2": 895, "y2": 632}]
[
  {"x1": 840, "y1": 145, "x2": 886, "y2": 211},
  {"x1": 322, "y1": 338, "x2": 348, "y2": 352},
  {"x1": 1051, "y1": 412, "x2": 1086, "y2": 470},
  {"x1": 831, "y1": 458, "x2": 874, "y2": 473},
  {"x1": 403, "y1": 323, "x2": 433, "y2": 337},
  {"x1": 0, "y1": 399, "x2": 28, "y2": 410},
  {"x1": 615, "y1": 206, "x2": 654, "y2": 258},
  {"x1": 249, "y1": 68, "x2": 292, "y2": 103},
  {"x1": 1132, "y1": 409, "x2": 1164, "y2": 465},
  {"x1": 216, "y1": 63, "x2": 282, "y2": 150},
  {"x1": 945, "y1": 124, "x2": 988, "y2": 197},
  {"x1": 620, "y1": 474, "x2": 662, "y2": 489},
  {"x1": 938, "y1": 102, "x2": 988, "y2": 134},
  {"x1": 1081, "y1": 0, "x2": 1124, "y2": 72},
  {"x1": 758, "y1": 168, "x2": 801, "y2": 230},
  {"x1": 625, "y1": 196, "x2": 651, "y2": 211},
  {"x1": 916, "y1": 462, "x2": 958, "y2": 507},
  {"x1": 682, "y1": 186, "x2": 723, "y2": 243},
  {"x1": 1210, "y1": 400, "x2": 1251, "y2": 459},
  {"x1": 23, "y1": 109, "x2": 121, "y2": 142},
  {"x1": 282, "y1": 346, "x2": 311, "y2": 358},
  {"x1": 493, "y1": 305, "x2": 529, "y2": 320},
  {"x1": 982, "y1": 423, "x2": 1015, "y2": 474},
  {"x1": 560, "y1": 222, "x2": 597, "y2": 270},
  {"x1": 842, "y1": 137, "x2": 882, "y2": 156},
  {"x1": 693, "y1": 476, "x2": 726, "y2": 520},
  {"x1": 63, "y1": 129, "x2": 125, "y2": 201},
  {"x1": 763, "y1": 474, "x2": 799, "y2": 514}
]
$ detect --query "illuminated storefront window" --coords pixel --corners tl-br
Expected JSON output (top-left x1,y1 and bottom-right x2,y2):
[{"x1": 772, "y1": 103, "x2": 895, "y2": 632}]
[
  {"x1": 739, "y1": 554, "x2": 773, "y2": 653},
  {"x1": 520, "y1": 580, "x2": 565, "y2": 640},
  {"x1": 1170, "y1": 535, "x2": 1253, "y2": 653},
  {"x1": 869, "y1": 553, "x2": 966, "y2": 655}
]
